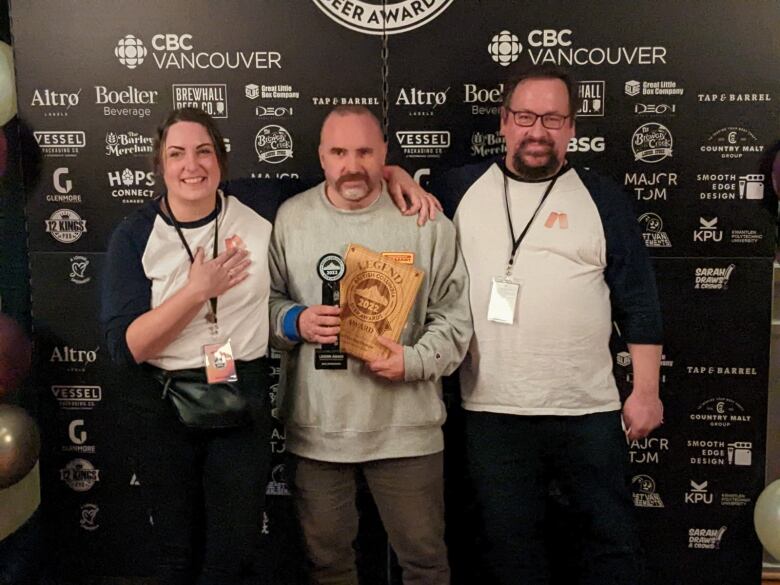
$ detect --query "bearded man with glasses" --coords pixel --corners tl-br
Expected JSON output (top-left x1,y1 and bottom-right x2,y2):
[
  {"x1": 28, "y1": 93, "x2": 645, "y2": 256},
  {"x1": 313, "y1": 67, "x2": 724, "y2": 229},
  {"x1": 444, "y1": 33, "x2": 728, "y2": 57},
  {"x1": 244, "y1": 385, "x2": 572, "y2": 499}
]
[{"x1": 431, "y1": 65, "x2": 664, "y2": 584}]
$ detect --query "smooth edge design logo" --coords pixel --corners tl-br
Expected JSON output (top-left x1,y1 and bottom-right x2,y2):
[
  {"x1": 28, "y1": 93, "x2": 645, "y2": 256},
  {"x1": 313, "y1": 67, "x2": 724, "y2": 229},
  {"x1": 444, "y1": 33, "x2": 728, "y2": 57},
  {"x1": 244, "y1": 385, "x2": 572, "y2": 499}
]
[{"x1": 312, "y1": 0, "x2": 454, "y2": 35}]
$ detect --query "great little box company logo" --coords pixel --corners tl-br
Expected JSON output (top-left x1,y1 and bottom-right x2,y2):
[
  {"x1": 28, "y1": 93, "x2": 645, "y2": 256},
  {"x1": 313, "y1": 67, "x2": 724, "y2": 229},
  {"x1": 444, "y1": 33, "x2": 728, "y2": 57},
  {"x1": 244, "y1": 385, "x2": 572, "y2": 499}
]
[
  {"x1": 172, "y1": 84, "x2": 227, "y2": 118},
  {"x1": 396, "y1": 131, "x2": 450, "y2": 158},
  {"x1": 688, "y1": 527, "x2": 727, "y2": 550},
  {"x1": 60, "y1": 458, "x2": 100, "y2": 492},
  {"x1": 45, "y1": 209, "x2": 87, "y2": 243},
  {"x1": 105, "y1": 131, "x2": 153, "y2": 157},
  {"x1": 34, "y1": 131, "x2": 86, "y2": 157},
  {"x1": 625, "y1": 80, "x2": 684, "y2": 97},
  {"x1": 115, "y1": 33, "x2": 281, "y2": 70},
  {"x1": 702, "y1": 127, "x2": 763, "y2": 159},
  {"x1": 255, "y1": 125, "x2": 293, "y2": 164},
  {"x1": 632, "y1": 123, "x2": 673, "y2": 163},
  {"x1": 312, "y1": 0, "x2": 454, "y2": 35},
  {"x1": 245, "y1": 84, "x2": 300, "y2": 100}
]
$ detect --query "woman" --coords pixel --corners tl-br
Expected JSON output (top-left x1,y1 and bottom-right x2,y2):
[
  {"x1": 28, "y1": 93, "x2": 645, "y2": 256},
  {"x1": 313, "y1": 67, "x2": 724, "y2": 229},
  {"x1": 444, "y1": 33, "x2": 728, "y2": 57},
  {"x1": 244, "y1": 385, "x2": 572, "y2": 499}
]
[{"x1": 101, "y1": 107, "x2": 436, "y2": 584}]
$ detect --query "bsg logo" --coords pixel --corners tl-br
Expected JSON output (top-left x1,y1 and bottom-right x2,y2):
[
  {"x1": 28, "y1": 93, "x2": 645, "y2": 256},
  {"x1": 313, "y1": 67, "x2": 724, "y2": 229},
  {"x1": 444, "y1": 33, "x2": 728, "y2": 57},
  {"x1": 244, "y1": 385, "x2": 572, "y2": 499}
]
[
  {"x1": 528, "y1": 29, "x2": 572, "y2": 47},
  {"x1": 567, "y1": 137, "x2": 605, "y2": 153},
  {"x1": 151, "y1": 34, "x2": 193, "y2": 51}
]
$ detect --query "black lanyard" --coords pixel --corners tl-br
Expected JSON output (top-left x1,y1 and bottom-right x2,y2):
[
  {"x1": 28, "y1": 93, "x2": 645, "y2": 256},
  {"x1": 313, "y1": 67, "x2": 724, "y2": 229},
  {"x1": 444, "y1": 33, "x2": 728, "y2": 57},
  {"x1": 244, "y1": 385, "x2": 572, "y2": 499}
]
[
  {"x1": 163, "y1": 192, "x2": 220, "y2": 325},
  {"x1": 502, "y1": 173, "x2": 559, "y2": 275}
]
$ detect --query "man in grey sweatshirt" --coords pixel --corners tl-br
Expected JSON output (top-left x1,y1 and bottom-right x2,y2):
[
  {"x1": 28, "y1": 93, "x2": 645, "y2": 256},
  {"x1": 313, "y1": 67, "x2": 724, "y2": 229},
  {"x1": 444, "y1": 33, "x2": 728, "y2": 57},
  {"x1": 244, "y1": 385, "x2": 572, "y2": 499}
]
[{"x1": 269, "y1": 105, "x2": 472, "y2": 585}]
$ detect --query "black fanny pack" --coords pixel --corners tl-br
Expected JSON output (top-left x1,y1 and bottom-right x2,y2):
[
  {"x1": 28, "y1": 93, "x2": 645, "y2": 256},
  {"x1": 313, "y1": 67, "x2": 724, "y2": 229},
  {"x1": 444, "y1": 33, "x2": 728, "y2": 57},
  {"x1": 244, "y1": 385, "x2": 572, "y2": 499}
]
[{"x1": 151, "y1": 367, "x2": 250, "y2": 430}]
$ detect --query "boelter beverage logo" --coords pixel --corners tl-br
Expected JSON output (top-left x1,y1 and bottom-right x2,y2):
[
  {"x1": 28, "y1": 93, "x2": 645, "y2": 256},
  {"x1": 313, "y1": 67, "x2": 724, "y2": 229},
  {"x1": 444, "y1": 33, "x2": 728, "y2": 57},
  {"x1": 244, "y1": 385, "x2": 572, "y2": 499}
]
[{"x1": 311, "y1": 0, "x2": 454, "y2": 35}]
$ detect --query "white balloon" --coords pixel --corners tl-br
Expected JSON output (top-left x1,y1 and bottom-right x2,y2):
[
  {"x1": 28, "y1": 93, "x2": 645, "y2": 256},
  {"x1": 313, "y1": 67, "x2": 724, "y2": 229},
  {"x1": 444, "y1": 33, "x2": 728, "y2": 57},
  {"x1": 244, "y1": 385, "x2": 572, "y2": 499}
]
[
  {"x1": 0, "y1": 41, "x2": 16, "y2": 126},
  {"x1": 754, "y1": 478, "x2": 780, "y2": 560}
]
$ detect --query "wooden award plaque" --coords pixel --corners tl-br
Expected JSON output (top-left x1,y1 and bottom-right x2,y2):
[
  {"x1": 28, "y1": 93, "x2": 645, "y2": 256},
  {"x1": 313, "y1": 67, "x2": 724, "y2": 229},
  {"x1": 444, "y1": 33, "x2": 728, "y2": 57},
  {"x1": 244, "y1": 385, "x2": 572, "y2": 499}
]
[{"x1": 339, "y1": 244, "x2": 424, "y2": 361}]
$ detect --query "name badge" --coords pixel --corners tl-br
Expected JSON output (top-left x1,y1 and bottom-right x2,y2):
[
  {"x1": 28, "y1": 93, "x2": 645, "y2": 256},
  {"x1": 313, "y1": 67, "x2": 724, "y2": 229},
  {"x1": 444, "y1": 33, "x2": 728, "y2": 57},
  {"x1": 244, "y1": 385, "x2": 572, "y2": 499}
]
[
  {"x1": 487, "y1": 277, "x2": 520, "y2": 325},
  {"x1": 203, "y1": 339, "x2": 239, "y2": 383}
]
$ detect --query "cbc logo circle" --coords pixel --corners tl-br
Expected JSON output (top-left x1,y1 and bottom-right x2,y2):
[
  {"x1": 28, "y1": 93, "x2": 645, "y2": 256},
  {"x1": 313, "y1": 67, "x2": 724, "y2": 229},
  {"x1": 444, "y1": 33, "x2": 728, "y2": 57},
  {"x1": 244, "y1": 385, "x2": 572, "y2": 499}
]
[
  {"x1": 488, "y1": 30, "x2": 522, "y2": 67},
  {"x1": 115, "y1": 35, "x2": 147, "y2": 69}
]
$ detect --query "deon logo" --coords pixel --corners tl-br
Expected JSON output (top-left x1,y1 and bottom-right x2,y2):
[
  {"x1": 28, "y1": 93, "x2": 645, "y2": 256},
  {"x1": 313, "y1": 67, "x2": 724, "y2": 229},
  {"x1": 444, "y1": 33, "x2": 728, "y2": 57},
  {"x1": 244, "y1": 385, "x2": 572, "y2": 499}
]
[{"x1": 311, "y1": 0, "x2": 454, "y2": 35}]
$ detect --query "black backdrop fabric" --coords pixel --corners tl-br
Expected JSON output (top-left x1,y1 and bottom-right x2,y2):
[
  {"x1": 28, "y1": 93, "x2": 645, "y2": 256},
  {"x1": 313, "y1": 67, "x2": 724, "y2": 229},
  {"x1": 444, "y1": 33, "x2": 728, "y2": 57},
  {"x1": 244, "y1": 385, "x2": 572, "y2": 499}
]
[{"x1": 8, "y1": 1, "x2": 779, "y2": 583}]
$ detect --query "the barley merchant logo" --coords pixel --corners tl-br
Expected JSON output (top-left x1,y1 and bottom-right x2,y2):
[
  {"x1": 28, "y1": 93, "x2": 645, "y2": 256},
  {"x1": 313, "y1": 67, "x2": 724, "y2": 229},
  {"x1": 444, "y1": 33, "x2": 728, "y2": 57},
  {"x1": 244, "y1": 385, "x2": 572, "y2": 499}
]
[{"x1": 312, "y1": 0, "x2": 454, "y2": 35}]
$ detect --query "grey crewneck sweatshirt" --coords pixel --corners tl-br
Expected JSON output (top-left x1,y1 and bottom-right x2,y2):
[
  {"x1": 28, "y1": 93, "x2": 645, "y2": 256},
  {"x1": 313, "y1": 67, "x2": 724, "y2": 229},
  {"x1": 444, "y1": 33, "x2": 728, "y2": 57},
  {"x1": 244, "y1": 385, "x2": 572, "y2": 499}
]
[{"x1": 269, "y1": 182, "x2": 473, "y2": 462}]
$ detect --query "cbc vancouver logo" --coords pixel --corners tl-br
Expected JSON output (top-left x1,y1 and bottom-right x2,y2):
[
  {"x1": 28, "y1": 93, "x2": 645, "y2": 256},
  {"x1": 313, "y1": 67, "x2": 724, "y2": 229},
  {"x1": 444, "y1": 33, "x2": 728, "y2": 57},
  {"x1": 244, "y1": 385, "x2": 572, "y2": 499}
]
[
  {"x1": 311, "y1": 0, "x2": 454, "y2": 35},
  {"x1": 114, "y1": 33, "x2": 281, "y2": 70}
]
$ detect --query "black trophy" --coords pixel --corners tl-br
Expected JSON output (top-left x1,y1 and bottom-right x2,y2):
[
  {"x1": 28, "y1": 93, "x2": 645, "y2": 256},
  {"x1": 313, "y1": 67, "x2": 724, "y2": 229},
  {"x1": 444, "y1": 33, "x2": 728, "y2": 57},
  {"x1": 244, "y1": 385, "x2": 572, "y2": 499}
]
[{"x1": 315, "y1": 253, "x2": 347, "y2": 370}]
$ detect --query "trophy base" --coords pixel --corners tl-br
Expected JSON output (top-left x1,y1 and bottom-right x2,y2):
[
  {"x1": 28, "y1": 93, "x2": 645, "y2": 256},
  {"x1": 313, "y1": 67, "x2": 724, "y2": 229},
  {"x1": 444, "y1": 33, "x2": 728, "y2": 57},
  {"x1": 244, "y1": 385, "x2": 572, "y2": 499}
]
[{"x1": 314, "y1": 348, "x2": 347, "y2": 370}]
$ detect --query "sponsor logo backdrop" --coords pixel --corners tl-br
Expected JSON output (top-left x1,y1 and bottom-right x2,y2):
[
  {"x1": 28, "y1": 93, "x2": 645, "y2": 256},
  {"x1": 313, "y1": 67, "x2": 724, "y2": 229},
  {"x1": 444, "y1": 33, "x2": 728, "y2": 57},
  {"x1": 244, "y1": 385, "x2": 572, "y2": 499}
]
[{"x1": 10, "y1": 1, "x2": 779, "y2": 583}]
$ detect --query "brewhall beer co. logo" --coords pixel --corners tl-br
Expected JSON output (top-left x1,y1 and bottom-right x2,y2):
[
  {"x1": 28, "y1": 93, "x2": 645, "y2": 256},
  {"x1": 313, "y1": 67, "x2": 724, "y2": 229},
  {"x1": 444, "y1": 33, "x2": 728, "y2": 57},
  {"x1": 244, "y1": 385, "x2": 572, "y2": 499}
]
[{"x1": 311, "y1": 0, "x2": 454, "y2": 35}]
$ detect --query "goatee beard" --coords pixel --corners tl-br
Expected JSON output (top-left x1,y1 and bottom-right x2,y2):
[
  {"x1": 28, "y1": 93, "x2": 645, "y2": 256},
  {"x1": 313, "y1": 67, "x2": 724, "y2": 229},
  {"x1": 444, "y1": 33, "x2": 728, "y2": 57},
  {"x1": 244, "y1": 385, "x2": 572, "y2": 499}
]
[{"x1": 511, "y1": 140, "x2": 561, "y2": 180}]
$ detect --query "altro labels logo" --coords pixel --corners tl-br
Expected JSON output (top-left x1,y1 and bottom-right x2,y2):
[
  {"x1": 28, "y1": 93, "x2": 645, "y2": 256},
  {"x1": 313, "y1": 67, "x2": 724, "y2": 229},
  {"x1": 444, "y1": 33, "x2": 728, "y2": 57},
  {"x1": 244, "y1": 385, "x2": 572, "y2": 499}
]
[
  {"x1": 311, "y1": 0, "x2": 454, "y2": 35},
  {"x1": 31, "y1": 88, "x2": 81, "y2": 117}
]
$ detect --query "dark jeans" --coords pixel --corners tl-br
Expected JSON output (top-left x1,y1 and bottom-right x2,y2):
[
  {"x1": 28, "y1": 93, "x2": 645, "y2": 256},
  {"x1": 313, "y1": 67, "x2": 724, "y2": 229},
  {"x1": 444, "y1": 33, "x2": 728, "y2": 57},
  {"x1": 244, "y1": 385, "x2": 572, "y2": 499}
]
[
  {"x1": 465, "y1": 410, "x2": 642, "y2": 585},
  {"x1": 142, "y1": 358, "x2": 273, "y2": 585}
]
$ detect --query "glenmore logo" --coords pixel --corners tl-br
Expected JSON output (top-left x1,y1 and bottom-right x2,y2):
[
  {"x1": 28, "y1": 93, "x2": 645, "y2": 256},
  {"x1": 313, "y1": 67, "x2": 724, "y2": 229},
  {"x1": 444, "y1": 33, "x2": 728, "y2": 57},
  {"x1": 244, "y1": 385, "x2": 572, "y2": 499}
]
[{"x1": 311, "y1": 0, "x2": 454, "y2": 35}]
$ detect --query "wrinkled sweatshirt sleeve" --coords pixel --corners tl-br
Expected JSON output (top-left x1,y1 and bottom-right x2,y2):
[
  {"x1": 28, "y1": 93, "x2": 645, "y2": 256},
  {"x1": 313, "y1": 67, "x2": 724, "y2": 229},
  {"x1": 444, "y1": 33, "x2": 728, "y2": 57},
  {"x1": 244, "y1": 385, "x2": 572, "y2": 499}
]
[
  {"x1": 268, "y1": 206, "x2": 305, "y2": 351},
  {"x1": 403, "y1": 219, "x2": 473, "y2": 382}
]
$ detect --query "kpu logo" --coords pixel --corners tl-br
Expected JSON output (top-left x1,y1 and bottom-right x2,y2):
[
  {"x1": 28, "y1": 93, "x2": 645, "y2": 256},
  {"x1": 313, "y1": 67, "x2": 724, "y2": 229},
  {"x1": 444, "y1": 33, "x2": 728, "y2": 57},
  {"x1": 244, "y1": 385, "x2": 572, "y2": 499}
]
[
  {"x1": 488, "y1": 30, "x2": 522, "y2": 66},
  {"x1": 693, "y1": 217, "x2": 722, "y2": 242},
  {"x1": 685, "y1": 480, "x2": 713, "y2": 504},
  {"x1": 312, "y1": 0, "x2": 454, "y2": 35}
]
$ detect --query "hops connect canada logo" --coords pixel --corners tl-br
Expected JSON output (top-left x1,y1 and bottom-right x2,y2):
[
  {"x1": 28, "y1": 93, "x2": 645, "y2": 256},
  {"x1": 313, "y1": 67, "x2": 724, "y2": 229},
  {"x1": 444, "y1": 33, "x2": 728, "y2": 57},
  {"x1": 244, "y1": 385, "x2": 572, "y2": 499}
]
[
  {"x1": 488, "y1": 30, "x2": 522, "y2": 66},
  {"x1": 115, "y1": 35, "x2": 147, "y2": 69}
]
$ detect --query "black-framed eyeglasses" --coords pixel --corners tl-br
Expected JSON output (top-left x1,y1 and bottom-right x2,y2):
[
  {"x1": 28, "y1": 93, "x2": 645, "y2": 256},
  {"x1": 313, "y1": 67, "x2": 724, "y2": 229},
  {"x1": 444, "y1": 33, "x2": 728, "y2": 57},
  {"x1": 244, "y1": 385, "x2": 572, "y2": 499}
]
[{"x1": 505, "y1": 107, "x2": 570, "y2": 130}]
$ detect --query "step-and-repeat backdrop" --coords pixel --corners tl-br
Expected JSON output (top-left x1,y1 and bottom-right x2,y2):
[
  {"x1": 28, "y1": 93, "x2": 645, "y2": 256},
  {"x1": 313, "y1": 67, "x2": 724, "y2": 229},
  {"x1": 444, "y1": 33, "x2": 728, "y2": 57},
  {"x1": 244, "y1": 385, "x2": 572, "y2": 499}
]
[{"x1": 9, "y1": 1, "x2": 779, "y2": 583}]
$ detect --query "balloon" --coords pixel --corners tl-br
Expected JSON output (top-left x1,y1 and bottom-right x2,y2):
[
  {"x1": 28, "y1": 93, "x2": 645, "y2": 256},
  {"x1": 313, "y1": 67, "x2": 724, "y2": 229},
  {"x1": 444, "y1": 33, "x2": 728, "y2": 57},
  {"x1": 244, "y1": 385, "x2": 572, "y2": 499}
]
[
  {"x1": 754, "y1": 478, "x2": 780, "y2": 560},
  {"x1": 0, "y1": 41, "x2": 16, "y2": 126},
  {"x1": 0, "y1": 314, "x2": 32, "y2": 397},
  {"x1": 0, "y1": 405, "x2": 40, "y2": 489}
]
